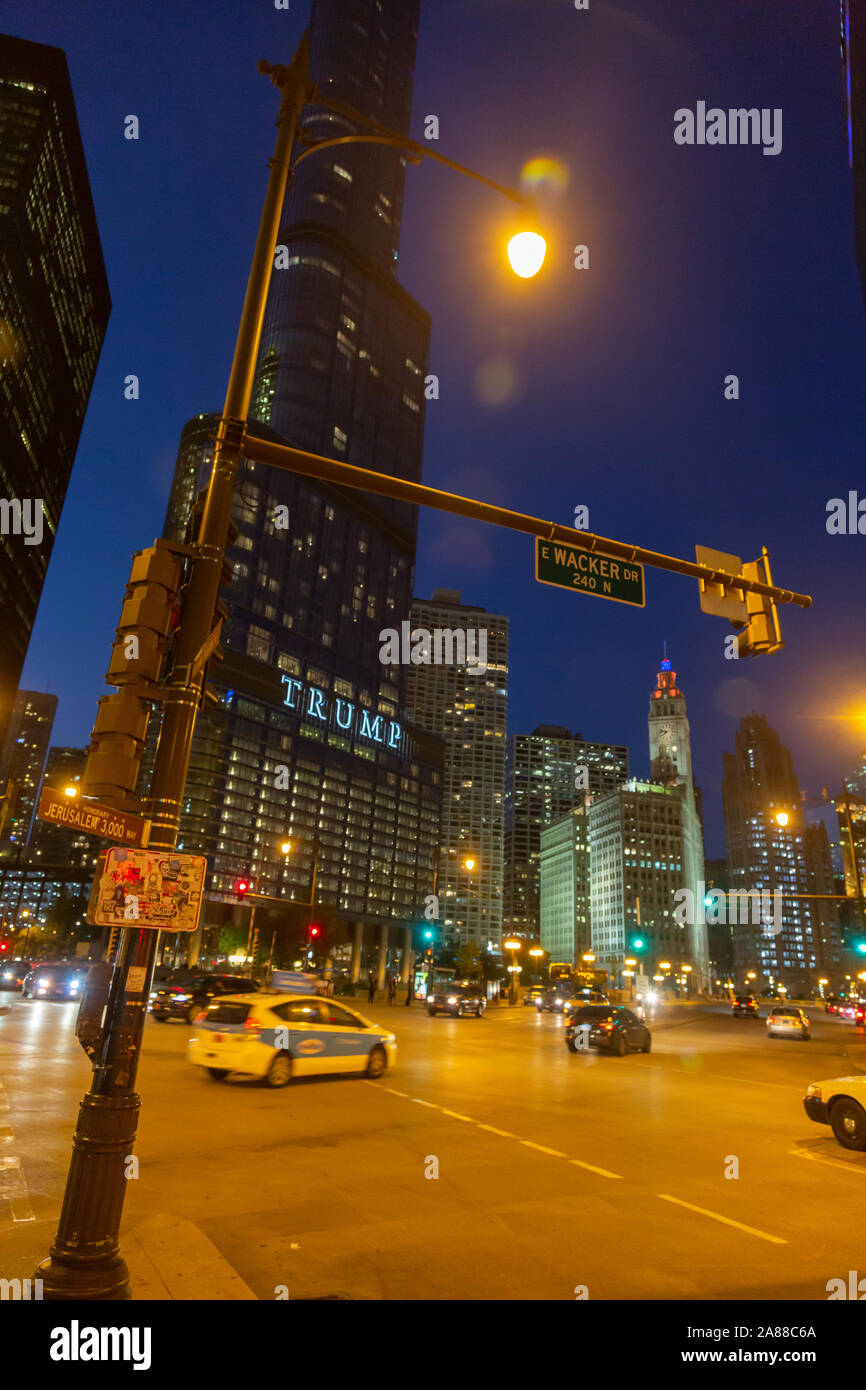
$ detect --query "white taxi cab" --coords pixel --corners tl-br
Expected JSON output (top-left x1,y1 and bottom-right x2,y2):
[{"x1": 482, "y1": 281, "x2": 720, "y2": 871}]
[{"x1": 187, "y1": 993, "x2": 396, "y2": 1088}]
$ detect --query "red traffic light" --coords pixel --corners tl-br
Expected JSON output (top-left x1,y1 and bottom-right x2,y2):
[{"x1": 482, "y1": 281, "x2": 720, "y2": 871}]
[
  {"x1": 308, "y1": 924, "x2": 321, "y2": 938},
  {"x1": 237, "y1": 879, "x2": 250, "y2": 897}
]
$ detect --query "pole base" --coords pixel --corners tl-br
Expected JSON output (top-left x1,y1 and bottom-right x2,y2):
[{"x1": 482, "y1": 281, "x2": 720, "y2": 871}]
[{"x1": 35, "y1": 1252, "x2": 132, "y2": 1301}]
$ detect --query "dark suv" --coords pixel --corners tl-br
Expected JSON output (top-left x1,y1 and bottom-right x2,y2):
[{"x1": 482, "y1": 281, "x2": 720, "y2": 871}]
[
  {"x1": 150, "y1": 973, "x2": 260, "y2": 1024},
  {"x1": 732, "y1": 995, "x2": 760, "y2": 1017},
  {"x1": 564, "y1": 1005, "x2": 651, "y2": 1056},
  {"x1": 427, "y1": 983, "x2": 486, "y2": 1018}
]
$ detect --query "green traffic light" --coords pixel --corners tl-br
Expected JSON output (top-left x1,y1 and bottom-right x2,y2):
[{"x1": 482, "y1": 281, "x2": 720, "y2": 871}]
[{"x1": 857, "y1": 941, "x2": 866, "y2": 955}]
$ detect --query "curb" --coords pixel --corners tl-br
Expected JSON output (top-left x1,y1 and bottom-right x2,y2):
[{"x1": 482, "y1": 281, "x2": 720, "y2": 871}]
[{"x1": 125, "y1": 1214, "x2": 258, "y2": 1301}]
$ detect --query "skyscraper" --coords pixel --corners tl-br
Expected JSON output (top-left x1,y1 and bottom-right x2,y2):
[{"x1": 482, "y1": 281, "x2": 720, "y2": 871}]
[
  {"x1": 0, "y1": 690, "x2": 56, "y2": 854},
  {"x1": 841, "y1": 1, "x2": 866, "y2": 314},
  {"x1": 837, "y1": 748, "x2": 866, "y2": 941},
  {"x1": 589, "y1": 778, "x2": 697, "y2": 987},
  {"x1": 723, "y1": 714, "x2": 842, "y2": 995},
  {"x1": 154, "y1": 0, "x2": 437, "y2": 980},
  {"x1": 0, "y1": 37, "x2": 110, "y2": 747},
  {"x1": 405, "y1": 590, "x2": 508, "y2": 948},
  {"x1": 647, "y1": 647, "x2": 707, "y2": 982},
  {"x1": 505, "y1": 728, "x2": 628, "y2": 936},
  {"x1": 539, "y1": 803, "x2": 591, "y2": 966}
]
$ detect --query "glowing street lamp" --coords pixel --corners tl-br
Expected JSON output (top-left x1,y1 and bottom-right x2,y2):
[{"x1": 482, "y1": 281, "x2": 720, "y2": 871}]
[
  {"x1": 63, "y1": 785, "x2": 79, "y2": 799},
  {"x1": 507, "y1": 230, "x2": 546, "y2": 278},
  {"x1": 774, "y1": 811, "x2": 789, "y2": 827}
]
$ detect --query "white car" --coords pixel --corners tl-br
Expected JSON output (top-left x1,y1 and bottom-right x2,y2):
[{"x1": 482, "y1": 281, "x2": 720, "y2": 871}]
[
  {"x1": 187, "y1": 992, "x2": 397, "y2": 1088},
  {"x1": 804, "y1": 1075, "x2": 866, "y2": 1150},
  {"x1": 766, "y1": 1005, "x2": 810, "y2": 1040}
]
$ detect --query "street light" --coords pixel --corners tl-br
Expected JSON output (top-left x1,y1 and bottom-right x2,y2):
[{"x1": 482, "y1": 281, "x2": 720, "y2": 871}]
[
  {"x1": 774, "y1": 811, "x2": 789, "y2": 827},
  {"x1": 63, "y1": 785, "x2": 78, "y2": 799},
  {"x1": 504, "y1": 937, "x2": 521, "y2": 1006},
  {"x1": 507, "y1": 230, "x2": 546, "y2": 278},
  {"x1": 529, "y1": 945, "x2": 543, "y2": 984}
]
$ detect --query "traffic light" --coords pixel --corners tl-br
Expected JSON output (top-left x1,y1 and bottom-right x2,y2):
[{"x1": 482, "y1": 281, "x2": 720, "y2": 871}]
[
  {"x1": 629, "y1": 935, "x2": 647, "y2": 953},
  {"x1": 696, "y1": 545, "x2": 783, "y2": 659},
  {"x1": 82, "y1": 540, "x2": 187, "y2": 808},
  {"x1": 732, "y1": 556, "x2": 784, "y2": 659},
  {"x1": 855, "y1": 940, "x2": 866, "y2": 956},
  {"x1": 237, "y1": 879, "x2": 250, "y2": 898}
]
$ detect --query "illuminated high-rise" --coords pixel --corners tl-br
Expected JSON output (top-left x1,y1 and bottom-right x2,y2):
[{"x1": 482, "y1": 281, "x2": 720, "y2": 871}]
[{"x1": 0, "y1": 37, "x2": 110, "y2": 747}]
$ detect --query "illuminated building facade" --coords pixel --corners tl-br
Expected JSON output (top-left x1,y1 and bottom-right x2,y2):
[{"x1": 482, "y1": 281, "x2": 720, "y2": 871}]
[
  {"x1": 505, "y1": 728, "x2": 628, "y2": 937},
  {"x1": 841, "y1": 0, "x2": 866, "y2": 314},
  {"x1": 405, "y1": 590, "x2": 509, "y2": 949},
  {"x1": 0, "y1": 690, "x2": 56, "y2": 855},
  {"x1": 539, "y1": 803, "x2": 591, "y2": 966},
  {"x1": 0, "y1": 37, "x2": 110, "y2": 748},
  {"x1": 723, "y1": 715, "x2": 842, "y2": 994},
  {"x1": 152, "y1": 0, "x2": 438, "y2": 979}
]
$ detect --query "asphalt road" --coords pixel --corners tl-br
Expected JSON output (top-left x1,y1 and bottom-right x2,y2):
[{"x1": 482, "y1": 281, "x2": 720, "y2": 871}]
[{"x1": 2, "y1": 993, "x2": 866, "y2": 1301}]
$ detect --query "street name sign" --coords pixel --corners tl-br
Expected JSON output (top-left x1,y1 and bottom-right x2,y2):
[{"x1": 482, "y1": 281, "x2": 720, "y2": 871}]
[
  {"x1": 535, "y1": 537, "x2": 645, "y2": 607},
  {"x1": 87, "y1": 846, "x2": 208, "y2": 932},
  {"x1": 37, "y1": 786, "x2": 150, "y2": 847}
]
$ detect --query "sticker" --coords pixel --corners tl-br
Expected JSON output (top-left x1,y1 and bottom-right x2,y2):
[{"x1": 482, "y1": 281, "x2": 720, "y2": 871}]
[{"x1": 125, "y1": 966, "x2": 148, "y2": 994}]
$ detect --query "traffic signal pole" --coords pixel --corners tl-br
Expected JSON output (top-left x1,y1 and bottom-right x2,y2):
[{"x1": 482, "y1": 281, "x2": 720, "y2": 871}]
[
  {"x1": 36, "y1": 37, "x2": 313, "y2": 1301},
  {"x1": 238, "y1": 436, "x2": 812, "y2": 616}
]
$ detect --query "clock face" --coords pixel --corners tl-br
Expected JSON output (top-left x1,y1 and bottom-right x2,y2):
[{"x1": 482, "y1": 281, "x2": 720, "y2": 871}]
[{"x1": 656, "y1": 724, "x2": 672, "y2": 741}]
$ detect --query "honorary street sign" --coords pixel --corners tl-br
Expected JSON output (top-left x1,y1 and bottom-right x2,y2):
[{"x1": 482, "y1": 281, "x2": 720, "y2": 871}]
[
  {"x1": 88, "y1": 846, "x2": 208, "y2": 933},
  {"x1": 37, "y1": 786, "x2": 150, "y2": 846},
  {"x1": 535, "y1": 537, "x2": 645, "y2": 607}
]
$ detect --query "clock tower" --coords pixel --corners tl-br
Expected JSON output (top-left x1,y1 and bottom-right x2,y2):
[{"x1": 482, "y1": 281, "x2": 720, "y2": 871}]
[{"x1": 648, "y1": 643, "x2": 694, "y2": 790}]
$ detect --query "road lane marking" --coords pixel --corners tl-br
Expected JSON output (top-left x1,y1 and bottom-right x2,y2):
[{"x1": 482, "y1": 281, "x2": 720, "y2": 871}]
[
  {"x1": 410, "y1": 1098, "x2": 438, "y2": 1108},
  {"x1": 789, "y1": 1147, "x2": 866, "y2": 1177},
  {"x1": 569, "y1": 1157, "x2": 623, "y2": 1181},
  {"x1": 477, "y1": 1124, "x2": 516, "y2": 1138},
  {"x1": 440, "y1": 1109, "x2": 474, "y2": 1122},
  {"x1": 521, "y1": 1140, "x2": 568, "y2": 1158},
  {"x1": 385, "y1": 1088, "x2": 408, "y2": 1097},
  {"x1": 657, "y1": 1193, "x2": 787, "y2": 1244}
]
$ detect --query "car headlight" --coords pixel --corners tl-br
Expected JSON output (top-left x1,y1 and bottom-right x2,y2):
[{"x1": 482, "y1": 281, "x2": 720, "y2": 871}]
[
  {"x1": 447, "y1": 996, "x2": 457, "y2": 1004},
  {"x1": 2, "y1": 971, "x2": 12, "y2": 980},
  {"x1": 173, "y1": 993, "x2": 191, "y2": 1002},
  {"x1": 41, "y1": 978, "x2": 52, "y2": 988},
  {"x1": 806, "y1": 1084, "x2": 822, "y2": 1099}
]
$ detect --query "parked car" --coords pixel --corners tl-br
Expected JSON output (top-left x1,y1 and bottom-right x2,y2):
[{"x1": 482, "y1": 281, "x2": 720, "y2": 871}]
[
  {"x1": 767, "y1": 1005, "x2": 810, "y2": 1040},
  {"x1": 732, "y1": 995, "x2": 760, "y2": 1017},
  {"x1": 564, "y1": 1004, "x2": 651, "y2": 1057},
  {"x1": 804, "y1": 1074, "x2": 866, "y2": 1150},
  {"x1": 0, "y1": 959, "x2": 30, "y2": 991},
  {"x1": 427, "y1": 983, "x2": 486, "y2": 1018},
  {"x1": 150, "y1": 973, "x2": 260, "y2": 1024},
  {"x1": 187, "y1": 994, "x2": 396, "y2": 1087},
  {"x1": 21, "y1": 964, "x2": 86, "y2": 1001}
]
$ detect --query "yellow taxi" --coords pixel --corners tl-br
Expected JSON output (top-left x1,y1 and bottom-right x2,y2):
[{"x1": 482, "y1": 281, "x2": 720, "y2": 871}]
[{"x1": 187, "y1": 992, "x2": 397, "y2": 1087}]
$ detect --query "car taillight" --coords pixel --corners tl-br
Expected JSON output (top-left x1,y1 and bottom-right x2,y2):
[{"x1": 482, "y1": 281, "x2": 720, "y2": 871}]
[
  {"x1": 600, "y1": 1021, "x2": 613, "y2": 1030},
  {"x1": 194, "y1": 1011, "x2": 208, "y2": 1023},
  {"x1": 243, "y1": 1016, "x2": 262, "y2": 1034}
]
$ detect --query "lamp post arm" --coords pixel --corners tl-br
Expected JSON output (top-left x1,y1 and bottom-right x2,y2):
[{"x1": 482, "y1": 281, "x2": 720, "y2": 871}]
[{"x1": 293, "y1": 95, "x2": 533, "y2": 208}]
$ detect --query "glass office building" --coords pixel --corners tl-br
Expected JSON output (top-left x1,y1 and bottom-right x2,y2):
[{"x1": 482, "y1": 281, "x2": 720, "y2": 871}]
[{"x1": 0, "y1": 36, "x2": 110, "y2": 748}]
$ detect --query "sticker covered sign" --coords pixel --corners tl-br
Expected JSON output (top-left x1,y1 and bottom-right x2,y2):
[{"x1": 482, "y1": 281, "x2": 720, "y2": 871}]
[{"x1": 88, "y1": 847, "x2": 208, "y2": 932}]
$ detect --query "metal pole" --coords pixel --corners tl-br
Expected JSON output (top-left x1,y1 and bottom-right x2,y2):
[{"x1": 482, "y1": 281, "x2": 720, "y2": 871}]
[
  {"x1": 240, "y1": 436, "x2": 813, "y2": 611},
  {"x1": 36, "y1": 37, "x2": 312, "y2": 1301}
]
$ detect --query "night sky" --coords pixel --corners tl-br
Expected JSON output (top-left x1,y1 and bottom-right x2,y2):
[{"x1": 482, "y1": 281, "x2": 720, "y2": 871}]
[{"x1": 5, "y1": 0, "x2": 866, "y2": 856}]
